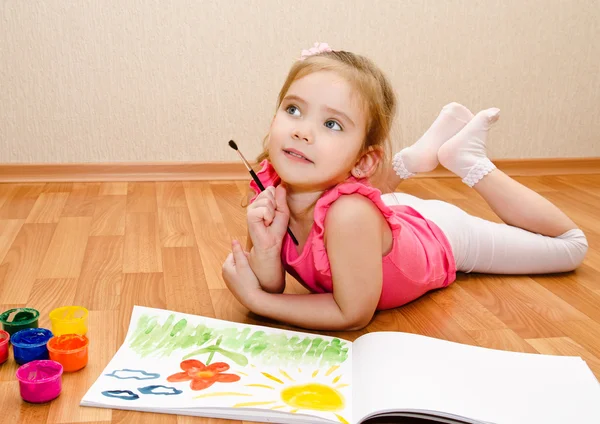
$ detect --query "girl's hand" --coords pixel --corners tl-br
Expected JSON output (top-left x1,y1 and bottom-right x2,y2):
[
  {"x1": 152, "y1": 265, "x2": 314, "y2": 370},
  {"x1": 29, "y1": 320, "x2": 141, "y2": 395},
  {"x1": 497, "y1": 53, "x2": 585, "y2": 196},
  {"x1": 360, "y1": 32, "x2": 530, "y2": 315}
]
[
  {"x1": 222, "y1": 239, "x2": 263, "y2": 309},
  {"x1": 247, "y1": 185, "x2": 290, "y2": 253}
]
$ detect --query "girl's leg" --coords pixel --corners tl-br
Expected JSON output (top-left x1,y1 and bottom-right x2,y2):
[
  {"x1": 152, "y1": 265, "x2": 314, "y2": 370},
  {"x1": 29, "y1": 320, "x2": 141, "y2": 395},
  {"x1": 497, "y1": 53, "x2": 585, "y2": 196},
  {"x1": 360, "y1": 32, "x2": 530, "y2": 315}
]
[
  {"x1": 380, "y1": 102, "x2": 473, "y2": 194},
  {"x1": 381, "y1": 193, "x2": 588, "y2": 274},
  {"x1": 457, "y1": 220, "x2": 588, "y2": 274},
  {"x1": 474, "y1": 170, "x2": 577, "y2": 236},
  {"x1": 438, "y1": 109, "x2": 578, "y2": 237}
]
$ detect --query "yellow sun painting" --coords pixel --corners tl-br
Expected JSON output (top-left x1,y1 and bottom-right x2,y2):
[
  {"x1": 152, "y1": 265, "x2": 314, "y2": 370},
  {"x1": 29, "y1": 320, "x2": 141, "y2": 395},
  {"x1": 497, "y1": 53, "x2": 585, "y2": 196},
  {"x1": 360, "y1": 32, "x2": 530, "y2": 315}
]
[{"x1": 194, "y1": 365, "x2": 350, "y2": 424}]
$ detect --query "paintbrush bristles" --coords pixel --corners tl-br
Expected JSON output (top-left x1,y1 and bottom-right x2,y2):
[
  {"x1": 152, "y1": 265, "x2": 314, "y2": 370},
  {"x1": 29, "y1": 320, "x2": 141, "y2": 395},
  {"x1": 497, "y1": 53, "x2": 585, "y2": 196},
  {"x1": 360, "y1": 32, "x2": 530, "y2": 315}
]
[{"x1": 228, "y1": 139, "x2": 252, "y2": 172}]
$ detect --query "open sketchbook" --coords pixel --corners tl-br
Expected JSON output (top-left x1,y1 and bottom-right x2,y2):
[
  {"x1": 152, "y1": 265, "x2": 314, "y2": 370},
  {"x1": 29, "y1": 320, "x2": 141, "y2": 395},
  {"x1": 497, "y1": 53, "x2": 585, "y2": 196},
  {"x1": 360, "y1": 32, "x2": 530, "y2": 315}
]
[{"x1": 81, "y1": 306, "x2": 600, "y2": 424}]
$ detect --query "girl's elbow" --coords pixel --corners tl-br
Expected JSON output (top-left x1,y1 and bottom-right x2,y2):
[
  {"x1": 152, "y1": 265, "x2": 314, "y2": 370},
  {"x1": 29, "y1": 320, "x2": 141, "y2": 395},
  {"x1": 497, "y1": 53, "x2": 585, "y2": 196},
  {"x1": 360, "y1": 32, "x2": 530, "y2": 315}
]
[
  {"x1": 337, "y1": 296, "x2": 379, "y2": 331},
  {"x1": 342, "y1": 311, "x2": 374, "y2": 331},
  {"x1": 345, "y1": 321, "x2": 370, "y2": 331},
  {"x1": 262, "y1": 283, "x2": 285, "y2": 294}
]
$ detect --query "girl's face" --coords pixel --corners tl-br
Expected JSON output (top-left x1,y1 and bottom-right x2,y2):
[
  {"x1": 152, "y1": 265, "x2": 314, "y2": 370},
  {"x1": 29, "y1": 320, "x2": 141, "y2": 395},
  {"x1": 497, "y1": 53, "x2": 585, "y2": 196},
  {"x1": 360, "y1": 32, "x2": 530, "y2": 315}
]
[{"x1": 267, "y1": 70, "x2": 368, "y2": 192}]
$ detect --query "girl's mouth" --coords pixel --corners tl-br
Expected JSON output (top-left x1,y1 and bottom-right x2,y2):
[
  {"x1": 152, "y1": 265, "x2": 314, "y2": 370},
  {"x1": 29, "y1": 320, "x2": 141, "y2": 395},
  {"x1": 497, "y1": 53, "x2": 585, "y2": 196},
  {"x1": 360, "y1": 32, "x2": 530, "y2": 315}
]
[{"x1": 283, "y1": 149, "x2": 313, "y2": 163}]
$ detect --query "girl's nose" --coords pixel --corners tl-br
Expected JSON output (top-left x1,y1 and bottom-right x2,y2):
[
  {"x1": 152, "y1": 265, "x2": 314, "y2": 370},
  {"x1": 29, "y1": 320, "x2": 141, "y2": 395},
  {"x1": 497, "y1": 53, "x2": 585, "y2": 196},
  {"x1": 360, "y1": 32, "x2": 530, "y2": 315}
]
[{"x1": 292, "y1": 127, "x2": 312, "y2": 144}]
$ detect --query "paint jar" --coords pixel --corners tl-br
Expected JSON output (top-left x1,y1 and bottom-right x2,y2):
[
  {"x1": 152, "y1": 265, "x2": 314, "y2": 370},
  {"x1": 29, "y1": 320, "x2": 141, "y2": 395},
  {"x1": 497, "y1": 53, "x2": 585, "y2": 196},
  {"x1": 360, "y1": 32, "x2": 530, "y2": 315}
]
[
  {"x1": 11, "y1": 328, "x2": 53, "y2": 365},
  {"x1": 49, "y1": 306, "x2": 88, "y2": 336},
  {"x1": 0, "y1": 330, "x2": 9, "y2": 364},
  {"x1": 47, "y1": 334, "x2": 89, "y2": 372},
  {"x1": 16, "y1": 360, "x2": 63, "y2": 403},
  {"x1": 0, "y1": 307, "x2": 40, "y2": 336}
]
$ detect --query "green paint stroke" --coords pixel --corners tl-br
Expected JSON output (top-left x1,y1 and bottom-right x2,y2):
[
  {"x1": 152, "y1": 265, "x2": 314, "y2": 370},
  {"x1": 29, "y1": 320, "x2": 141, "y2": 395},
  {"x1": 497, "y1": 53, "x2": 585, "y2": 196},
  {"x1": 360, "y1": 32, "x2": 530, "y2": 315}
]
[{"x1": 128, "y1": 314, "x2": 349, "y2": 366}]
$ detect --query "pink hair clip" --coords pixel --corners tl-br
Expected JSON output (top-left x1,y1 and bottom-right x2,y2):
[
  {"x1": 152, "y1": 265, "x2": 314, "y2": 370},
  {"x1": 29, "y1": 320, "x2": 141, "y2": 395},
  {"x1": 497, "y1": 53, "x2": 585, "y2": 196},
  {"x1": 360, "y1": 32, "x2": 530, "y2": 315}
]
[{"x1": 299, "y1": 42, "x2": 333, "y2": 61}]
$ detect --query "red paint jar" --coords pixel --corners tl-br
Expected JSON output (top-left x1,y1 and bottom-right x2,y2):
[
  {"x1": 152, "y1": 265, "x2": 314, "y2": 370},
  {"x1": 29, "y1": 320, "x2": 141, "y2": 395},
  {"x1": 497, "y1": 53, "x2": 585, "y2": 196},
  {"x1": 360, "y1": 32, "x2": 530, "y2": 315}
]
[{"x1": 0, "y1": 330, "x2": 9, "y2": 364}]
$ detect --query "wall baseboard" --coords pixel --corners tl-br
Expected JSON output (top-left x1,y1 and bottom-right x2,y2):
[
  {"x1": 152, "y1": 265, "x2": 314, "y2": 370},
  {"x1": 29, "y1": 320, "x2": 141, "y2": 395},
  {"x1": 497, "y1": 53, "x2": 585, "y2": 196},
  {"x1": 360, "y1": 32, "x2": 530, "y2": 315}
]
[{"x1": 1, "y1": 158, "x2": 599, "y2": 183}]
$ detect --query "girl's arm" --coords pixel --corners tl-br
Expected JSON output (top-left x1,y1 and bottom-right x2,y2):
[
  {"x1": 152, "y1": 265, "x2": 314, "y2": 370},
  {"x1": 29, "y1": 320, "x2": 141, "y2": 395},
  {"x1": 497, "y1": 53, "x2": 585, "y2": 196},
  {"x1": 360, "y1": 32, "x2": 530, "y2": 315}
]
[
  {"x1": 247, "y1": 194, "x2": 385, "y2": 331},
  {"x1": 246, "y1": 230, "x2": 286, "y2": 293},
  {"x1": 245, "y1": 188, "x2": 286, "y2": 293}
]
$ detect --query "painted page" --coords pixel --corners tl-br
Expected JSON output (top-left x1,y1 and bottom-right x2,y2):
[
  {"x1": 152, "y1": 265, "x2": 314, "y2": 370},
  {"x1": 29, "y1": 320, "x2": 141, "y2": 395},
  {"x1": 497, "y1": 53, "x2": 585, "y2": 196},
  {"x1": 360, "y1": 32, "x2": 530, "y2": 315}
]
[
  {"x1": 352, "y1": 332, "x2": 600, "y2": 424},
  {"x1": 81, "y1": 306, "x2": 353, "y2": 424}
]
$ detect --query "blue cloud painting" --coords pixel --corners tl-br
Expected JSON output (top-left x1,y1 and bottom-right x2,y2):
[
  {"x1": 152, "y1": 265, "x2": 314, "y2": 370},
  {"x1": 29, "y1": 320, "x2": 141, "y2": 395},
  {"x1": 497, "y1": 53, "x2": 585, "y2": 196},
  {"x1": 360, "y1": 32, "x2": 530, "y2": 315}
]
[{"x1": 105, "y1": 369, "x2": 160, "y2": 380}]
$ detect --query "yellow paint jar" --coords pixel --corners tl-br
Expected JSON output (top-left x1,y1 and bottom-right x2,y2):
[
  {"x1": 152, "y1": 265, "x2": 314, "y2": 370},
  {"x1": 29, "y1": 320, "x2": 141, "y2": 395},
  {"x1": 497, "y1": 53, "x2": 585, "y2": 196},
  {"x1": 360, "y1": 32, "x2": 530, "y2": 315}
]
[{"x1": 49, "y1": 306, "x2": 88, "y2": 336}]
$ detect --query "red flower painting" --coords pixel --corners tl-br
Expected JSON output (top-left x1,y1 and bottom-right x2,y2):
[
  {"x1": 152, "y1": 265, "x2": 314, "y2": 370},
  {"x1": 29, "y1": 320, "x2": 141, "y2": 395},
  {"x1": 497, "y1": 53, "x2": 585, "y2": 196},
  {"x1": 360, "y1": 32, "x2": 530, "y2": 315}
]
[{"x1": 167, "y1": 359, "x2": 240, "y2": 390}]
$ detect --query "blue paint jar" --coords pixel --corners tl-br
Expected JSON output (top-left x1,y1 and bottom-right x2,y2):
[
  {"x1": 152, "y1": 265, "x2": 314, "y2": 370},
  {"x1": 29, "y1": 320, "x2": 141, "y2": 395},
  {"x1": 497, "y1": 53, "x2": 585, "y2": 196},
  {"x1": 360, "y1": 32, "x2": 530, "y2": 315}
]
[{"x1": 11, "y1": 328, "x2": 54, "y2": 365}]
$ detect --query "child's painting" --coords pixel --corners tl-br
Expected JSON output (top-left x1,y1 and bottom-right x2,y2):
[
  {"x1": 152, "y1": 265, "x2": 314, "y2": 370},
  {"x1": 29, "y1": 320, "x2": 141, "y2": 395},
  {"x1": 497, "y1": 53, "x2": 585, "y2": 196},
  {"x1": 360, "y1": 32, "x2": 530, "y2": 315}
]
[{"x1": 81, "y1": 306, "x2": 352, "y2": 423}]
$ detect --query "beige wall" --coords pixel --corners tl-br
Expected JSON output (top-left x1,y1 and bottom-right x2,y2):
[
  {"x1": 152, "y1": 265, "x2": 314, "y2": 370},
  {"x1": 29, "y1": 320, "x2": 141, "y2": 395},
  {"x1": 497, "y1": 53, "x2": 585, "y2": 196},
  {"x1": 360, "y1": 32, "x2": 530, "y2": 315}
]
[{"x1": 1, "y1": 0, "x2": 599, "y2": 164}]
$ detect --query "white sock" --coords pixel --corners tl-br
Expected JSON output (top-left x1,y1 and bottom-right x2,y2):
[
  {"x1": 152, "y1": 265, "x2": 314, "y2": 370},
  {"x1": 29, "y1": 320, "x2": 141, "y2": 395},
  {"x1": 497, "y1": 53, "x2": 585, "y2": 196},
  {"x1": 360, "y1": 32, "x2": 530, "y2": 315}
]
[
  {"x1": 437, "y1": 107, "x2": 500, "y2": 187},
  {"x1": 392, "y1": 102, "x2": 473, "y2": 179}
]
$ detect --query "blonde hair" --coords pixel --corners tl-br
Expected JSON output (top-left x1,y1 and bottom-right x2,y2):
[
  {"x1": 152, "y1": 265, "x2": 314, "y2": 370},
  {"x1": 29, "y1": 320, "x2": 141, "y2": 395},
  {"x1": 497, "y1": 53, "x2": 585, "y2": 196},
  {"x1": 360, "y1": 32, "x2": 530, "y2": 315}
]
[{"x1": 257, "y1": 50, "x2": 396, "y2": 178}]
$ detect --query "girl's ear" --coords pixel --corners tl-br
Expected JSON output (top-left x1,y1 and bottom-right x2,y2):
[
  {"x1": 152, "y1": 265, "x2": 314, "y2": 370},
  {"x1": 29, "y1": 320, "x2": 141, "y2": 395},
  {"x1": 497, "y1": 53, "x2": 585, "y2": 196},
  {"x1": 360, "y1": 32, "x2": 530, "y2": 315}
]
[{"x1": 351, "y1": 146, "x2": 383, "y2": 179}]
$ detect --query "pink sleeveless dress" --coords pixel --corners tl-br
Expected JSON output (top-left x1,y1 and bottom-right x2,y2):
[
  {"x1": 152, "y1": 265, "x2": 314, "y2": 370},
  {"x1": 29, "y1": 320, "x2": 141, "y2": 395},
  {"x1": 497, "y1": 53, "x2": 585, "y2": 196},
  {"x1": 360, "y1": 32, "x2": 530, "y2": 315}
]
[{"x1": 249, "y1": 160, "x2": 457, "y2": 310}]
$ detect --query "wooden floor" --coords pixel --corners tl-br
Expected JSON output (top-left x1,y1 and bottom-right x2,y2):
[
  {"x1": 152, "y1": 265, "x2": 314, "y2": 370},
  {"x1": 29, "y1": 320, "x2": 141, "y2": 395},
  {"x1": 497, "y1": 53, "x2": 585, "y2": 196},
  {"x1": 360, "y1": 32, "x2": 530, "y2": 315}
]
[{"x1": 0, "y1": 175, "x2": 599, "y2": 423}]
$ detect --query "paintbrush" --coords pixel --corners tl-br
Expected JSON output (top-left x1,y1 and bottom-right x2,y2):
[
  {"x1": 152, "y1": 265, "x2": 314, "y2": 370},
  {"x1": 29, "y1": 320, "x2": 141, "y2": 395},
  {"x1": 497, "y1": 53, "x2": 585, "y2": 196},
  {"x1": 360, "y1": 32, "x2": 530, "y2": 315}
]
[{"x1": 228, "y1": 140, "x2": 299, "y2": 246}]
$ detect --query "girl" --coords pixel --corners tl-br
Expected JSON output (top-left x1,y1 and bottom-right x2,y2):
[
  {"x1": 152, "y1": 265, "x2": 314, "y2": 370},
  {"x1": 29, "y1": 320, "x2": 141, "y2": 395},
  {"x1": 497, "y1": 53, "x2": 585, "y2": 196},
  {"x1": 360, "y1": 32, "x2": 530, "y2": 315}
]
[{"x1": 222, "y1": 42, "x2": 588, "y2": 331}]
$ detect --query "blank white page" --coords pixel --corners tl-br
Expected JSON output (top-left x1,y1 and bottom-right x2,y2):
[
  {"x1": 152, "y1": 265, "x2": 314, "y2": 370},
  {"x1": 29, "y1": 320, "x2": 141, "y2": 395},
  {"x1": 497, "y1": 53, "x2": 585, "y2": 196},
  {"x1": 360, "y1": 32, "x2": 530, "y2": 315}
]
[{"x1": 352, "y1": 332, "x2": 600, "y2": 424}]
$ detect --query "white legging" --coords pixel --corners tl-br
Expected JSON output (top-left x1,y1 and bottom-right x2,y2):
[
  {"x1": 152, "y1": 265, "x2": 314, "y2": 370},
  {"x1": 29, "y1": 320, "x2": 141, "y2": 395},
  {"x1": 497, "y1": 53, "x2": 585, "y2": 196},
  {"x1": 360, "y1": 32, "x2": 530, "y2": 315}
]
[{"x1": 381, "y1": 193, "x2": 588, "y2": 274}]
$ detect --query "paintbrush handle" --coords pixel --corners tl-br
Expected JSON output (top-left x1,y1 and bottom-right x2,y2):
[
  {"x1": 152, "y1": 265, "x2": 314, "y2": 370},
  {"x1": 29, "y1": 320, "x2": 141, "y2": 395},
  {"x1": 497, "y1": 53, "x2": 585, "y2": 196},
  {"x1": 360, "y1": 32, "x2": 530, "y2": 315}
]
[
  {"x1": 249, "y1": 169, "x2": 265, "y2": 191},
  {"x1": 286, "y1": 227, "x2": 299, "y2": 246}
]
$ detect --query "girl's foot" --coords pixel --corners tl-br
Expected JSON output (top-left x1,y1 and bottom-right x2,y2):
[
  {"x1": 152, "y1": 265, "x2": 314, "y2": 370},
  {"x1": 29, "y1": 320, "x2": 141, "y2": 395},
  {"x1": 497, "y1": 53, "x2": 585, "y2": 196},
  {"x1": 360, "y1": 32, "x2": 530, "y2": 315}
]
[
  {"x1": 392, "y1": 102, "x2": 473, "y2": 179},
  {"x1": 437, "y1": 107, "x2": 500, "y2": 187}
]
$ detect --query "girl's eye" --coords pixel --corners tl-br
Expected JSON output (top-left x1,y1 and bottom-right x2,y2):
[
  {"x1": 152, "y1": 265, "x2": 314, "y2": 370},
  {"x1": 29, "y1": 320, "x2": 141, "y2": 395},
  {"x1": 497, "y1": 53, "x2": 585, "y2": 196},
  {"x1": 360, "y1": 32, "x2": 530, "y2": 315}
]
[
  {"x1": 286, "y1": 105, "x2": 300, "y2": 116},
  {"x1": 325, "y1": 120, "x2": 342, "y2": 131}
]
